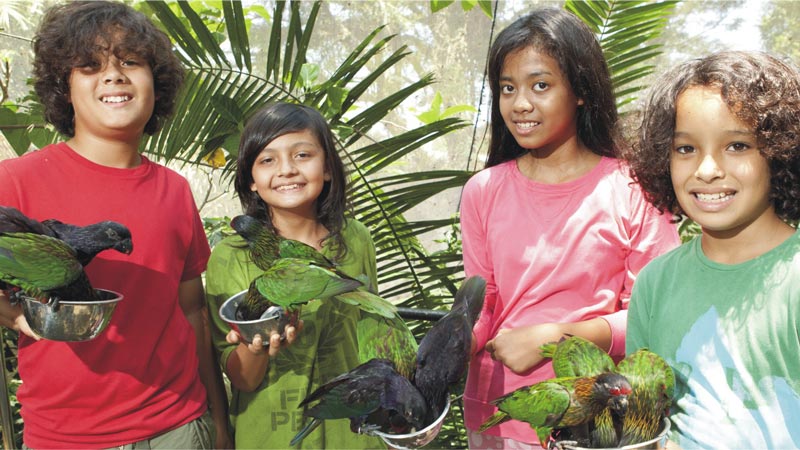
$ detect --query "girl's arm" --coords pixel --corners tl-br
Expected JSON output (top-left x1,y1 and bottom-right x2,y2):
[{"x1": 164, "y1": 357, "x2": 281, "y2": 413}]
[{"x1": 224, "y1": 324, "x2": 300, "y2": 392}]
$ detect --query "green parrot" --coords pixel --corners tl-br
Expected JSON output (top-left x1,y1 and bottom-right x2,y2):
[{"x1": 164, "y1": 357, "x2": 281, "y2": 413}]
[
  {"x1": 0, "y1": 232, "x2": 99, "y2": 309},
  {"x1": 477, "y1": 372, "x2": 631, "y2": 448},
  {"x1": 357, "y1": 312, "x2": 418, "y2": 380},
  {"x1": 540, "y1": 334, "x2": 616, "y2": 378},
  {"x1": 230, "y1": 214, "x2": 282, "y2": 271},
  {"x1": 616, "y1": 348, "x2": 675, "y2": 446},
  {"x1": 235, "y1": 279, "x2": 273, "y2": 321},
  {"x1": 539, "y1": 334, "x2": 620, "y2": 446},
  {"x1": 254, "y1": 258, "x2": 363, "y2": 310}
]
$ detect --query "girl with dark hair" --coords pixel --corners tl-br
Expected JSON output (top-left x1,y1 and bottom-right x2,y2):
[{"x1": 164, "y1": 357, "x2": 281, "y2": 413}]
[
  {"x1": 460, "y1": 8, "x2": 679, "y2": 447},
  {"x1": 626, "y1": 51, "x2": 800, "y2": 448},
  {"x1": 205, "y1": 102, "x2": 384, "y2": 448}
]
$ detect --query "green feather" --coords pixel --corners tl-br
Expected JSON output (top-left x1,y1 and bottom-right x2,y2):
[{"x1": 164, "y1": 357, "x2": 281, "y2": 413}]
[
  {"x1": 254, "y1": 258, "x2": 362, "y2": 309},
  {"x1": 356, "y1": 313, "x2": 417, "y2": 379},
  {"x1": 0, "y1": 232, "x2": 83, "y2": 298}
]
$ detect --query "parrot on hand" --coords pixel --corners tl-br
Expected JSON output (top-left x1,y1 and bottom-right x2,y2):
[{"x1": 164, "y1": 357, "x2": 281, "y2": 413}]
[
  {"x1": 539, "y1": 334, "x2": 620, "y2": 447},
  {"x1": 616, "y1": 348, "x2": 674, "y2": 447},
  {"x1": 289, "y1": 358, "x2": 429, "y2": 446},
  {"x1": 41, "y1": 219, "x2": 133, "y2": 266},
  {"x1": 540, "y1": 334, "x2": 616, "y2": 378},
  {"x1": 0, "y1": 232, "x2": 99, "y2": 309},
  {"x1": 230, "y1": 214, "x2": 282, "y2": 270},
  {"x1": 477, "y1": 372, "x2": 631, "y2": 448},
  {"x1": 414, "y1": 275, "x2": 486, "y2": 421}
]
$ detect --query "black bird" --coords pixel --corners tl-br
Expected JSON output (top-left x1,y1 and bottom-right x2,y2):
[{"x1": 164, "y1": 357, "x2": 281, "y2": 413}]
[
  {"x1": 290, "y1": 358, "x2": 429, "y2": 446},
  {"x1": 414, "y1": 275, "x2": 486, "y2": 421}
]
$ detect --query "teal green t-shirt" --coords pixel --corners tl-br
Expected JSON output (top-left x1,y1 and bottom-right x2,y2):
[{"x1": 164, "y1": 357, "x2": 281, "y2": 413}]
[
  {"x1": 206, "y1": 219, "x2": 385, "y2": 449},
  {"x1": 627, "y1": 230, "x2": 800, "y2": 449}
]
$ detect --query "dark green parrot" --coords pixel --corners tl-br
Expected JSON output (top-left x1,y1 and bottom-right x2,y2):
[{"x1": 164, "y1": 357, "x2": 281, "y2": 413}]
[
  {"x1": 235, "y1": 279, "x2": 273, "y2": 321},
  {"x1": 477, "y1": 372, "x2": 631, "y2": 448},
  {"x1": 616, "y1": 348, "x2": 674, "y2": 446},
  {"x1": 289, "y1": 358, "x2": 428, "y2": 447},
  {"x1": 539, "y1": 334, "x2": 620, "y2": 447},
  {"x1": 230, "y1": 214, "x2": 281, "y2": 270},
  {"x1": 0, "y1": 205, "x2": 55, "y2": 236},
  {"x1": 357, "y1": 312, "x2": 418, "y2": 380},
  {"x1": 254, "y1": 258, "x2": 363, "y2": 310},
  {"x1": 414, "y1": 275, "x2": 486, "y2": 421},
  {"x1": 0, "y1": 232, "x2": 99, "y2": 309}
]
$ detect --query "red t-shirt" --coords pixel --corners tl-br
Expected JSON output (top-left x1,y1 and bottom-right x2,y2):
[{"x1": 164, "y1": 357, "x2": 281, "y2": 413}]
[{"x1": 0, "y1": 143, "x2": 211, "y2": 448}]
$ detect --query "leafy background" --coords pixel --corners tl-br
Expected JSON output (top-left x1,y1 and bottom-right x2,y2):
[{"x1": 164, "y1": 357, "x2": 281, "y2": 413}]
[{"x1": 1, "y1": 0, "x2": 796, "y2": 446}]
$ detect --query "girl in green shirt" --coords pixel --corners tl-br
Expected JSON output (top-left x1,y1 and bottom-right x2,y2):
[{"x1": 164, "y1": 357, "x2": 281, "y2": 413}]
[{"x1": 206, "y1": 103, "x2": 384, "y2": 449}]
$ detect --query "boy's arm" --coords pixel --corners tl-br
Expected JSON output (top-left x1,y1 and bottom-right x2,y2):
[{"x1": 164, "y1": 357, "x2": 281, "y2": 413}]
[{"x1": 179, "y1": 277, "x2": 232, "y2": 449}]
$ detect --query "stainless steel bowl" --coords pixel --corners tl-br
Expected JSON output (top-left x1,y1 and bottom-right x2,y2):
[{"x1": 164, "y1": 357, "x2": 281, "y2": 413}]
[
  {"x1": 368, "y1": 396, "x2": 451, "y2": 449},
  {"x1": 21, "y1": 289, "x2": 123, "y2": 342},
  {"x1": 555, "y1": 417, "x2": 671, "y2": 450},
  {"x1": 218, "y1": 289, "x2": 295, "y2": 343}
]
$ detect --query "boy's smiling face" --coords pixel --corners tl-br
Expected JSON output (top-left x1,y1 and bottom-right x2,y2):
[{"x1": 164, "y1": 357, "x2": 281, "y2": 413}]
[
  {"x1": 670, "y1": 86, "x2": 774, "y2": 238},
  {"x1": 68, "y1": 43, "x2": 155, "y2": 142}
]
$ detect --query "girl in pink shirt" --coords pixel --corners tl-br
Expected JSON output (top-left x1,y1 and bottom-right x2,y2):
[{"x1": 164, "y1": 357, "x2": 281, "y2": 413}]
[{"x1": 459, "y1": 8, "x2": 679, "y2": 448}]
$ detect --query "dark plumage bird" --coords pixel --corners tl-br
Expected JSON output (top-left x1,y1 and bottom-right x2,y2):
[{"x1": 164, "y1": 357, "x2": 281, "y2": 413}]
[
  {"x1": 230, "y1": 214, "x2": 281, "y2": 270},
  {"x1": 0, "y1": 232, "x2": 99, "y2": 308},
  {"x1": 414, "y1": 275, "x2": 486, "y2": 421},
  {"x1": 289, "y1": 358, "x2": 428, "y2": 446},
  {"x1": 0, "y1": 206, "x2": 133, "y2": 309},
  {"x1": 42, "y1": 219, "x2": 133, "y2": 266},
  {"x1": 478, "y1": 372, "x2": 632, "y2": 448}
]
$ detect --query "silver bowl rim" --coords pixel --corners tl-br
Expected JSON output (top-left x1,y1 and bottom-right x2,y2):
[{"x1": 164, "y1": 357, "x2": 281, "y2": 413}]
[
  {"x1": 21, "y1": 288, "x2": 124, "y2": 306},
  {"x1": 370, "y1": 395, "x2": 451, "y2": 440},
  {"x1": 218, "y1": 289, "x2": 283, "y2": 324}
]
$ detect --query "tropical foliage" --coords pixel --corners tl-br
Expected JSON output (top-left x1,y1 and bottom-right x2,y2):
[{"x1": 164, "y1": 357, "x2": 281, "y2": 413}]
[{"x1": 0, "y1": 1, "x2": 677, "y2": 447}]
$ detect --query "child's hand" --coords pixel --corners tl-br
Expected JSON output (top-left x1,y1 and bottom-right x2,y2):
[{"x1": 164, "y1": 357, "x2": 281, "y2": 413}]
[
  {"x1": 226, "y1": 320, "x2": 304, "y2": 357},
  {"x1": 0, "y1": 294, "x2": 40, "y2": 340},
  {"x1": 485, "y1": 323, "x2": 562, "y2": 374}
]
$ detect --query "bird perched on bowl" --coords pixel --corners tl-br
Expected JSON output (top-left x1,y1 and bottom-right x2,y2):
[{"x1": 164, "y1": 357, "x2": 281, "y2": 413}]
[
  {"x1": 414, "y1": 275, "x2": 485, "y2": 421},
  {"x1": 477, "y1": 372, "x2": 631, "y2": 448},
  {"x1": 616, "y1": 348, "x2": 674, "y2": 447},
  {"x1": 289, "y1": 358, "x2": 429, "y2": 446},
  {"x1": 0, "y1": 206, "x2": 133, "y2": 310}
]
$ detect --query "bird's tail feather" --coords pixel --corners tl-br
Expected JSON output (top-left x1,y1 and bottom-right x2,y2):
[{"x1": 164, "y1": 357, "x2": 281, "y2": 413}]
[
  {"x1": 476, "y1": 411, "x2": 509, "y2": 433},
  {"x1": 290, "y1": 418, "x2": 321, "y2": 447}
]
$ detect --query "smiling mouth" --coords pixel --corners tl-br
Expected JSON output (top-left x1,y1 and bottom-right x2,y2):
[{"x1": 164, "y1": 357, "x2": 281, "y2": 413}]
[
  {"x1": 516, "y1": 121, "x2": 540, "y2": 130},
  {"x1": 694, "y1": 192, "x2": 735, "y2": 203},
  {"x1": 102, "y1": 95, "x2": 131, "y2": 104},
  {"x1": 274, "y1": 184, "x2": 302, "y2": 192}
]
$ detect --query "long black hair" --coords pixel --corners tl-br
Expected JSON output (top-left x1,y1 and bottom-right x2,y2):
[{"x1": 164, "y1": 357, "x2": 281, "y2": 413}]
[{"x1": 485, "y1": 8, "x2": 619, "y2": 168}]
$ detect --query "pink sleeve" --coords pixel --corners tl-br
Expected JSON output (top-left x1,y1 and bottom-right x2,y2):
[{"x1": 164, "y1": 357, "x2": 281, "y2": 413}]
[
  {"x1": 460, "y1": 176, "x2": 495, "y2": 352},
  {"x1": 606, "y1": 187, "x2": 680, "y2": 355}
]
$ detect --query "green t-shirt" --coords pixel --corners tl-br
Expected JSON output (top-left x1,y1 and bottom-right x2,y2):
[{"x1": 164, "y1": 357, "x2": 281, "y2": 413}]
[
  {"x1": 627, "y1": 230, "x2": 800, "y2": 449},
  {"x1": 206, "y1": 219, "x2": 384, "y2": 449}
]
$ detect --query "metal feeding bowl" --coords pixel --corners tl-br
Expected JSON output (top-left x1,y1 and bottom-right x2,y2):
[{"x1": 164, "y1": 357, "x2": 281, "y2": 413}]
[
  {"x1": 368, "y1": 396, "x2": 451, "y2": 450},
  {"x1": 218, "y1": 289, "x2": 296, "y2": 343},
  {"x1": 555, "y1": 417, "x2": 671, "y2": 450},
  {"x1": 21, "y1": 289, "x2": 123, "y2": 342}
]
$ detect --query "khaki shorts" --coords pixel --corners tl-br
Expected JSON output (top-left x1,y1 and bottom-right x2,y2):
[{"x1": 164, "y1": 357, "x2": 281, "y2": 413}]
[{"x1": 23, "y1": 411, "x2": 214, "y2": 450}]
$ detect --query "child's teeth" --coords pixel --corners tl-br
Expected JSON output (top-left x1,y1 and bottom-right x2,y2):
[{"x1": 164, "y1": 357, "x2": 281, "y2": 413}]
[
  {"x1": 103, "y1": 96, "x2": 130, "y2": 103},
  {"x1": 696, "y1": 192, "x2": 732, "y2": 202}
]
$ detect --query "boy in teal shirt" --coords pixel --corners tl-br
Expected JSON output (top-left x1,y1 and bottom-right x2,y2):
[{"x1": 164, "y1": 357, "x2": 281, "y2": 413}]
[{"x1": 626, "y1": 51, "x2": 800, "y2": 448}]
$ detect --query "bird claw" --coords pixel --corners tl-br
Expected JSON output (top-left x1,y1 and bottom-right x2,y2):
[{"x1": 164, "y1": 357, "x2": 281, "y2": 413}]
[
  {"x1": 357, "y1": 424, "x2": 381, "y2": 436},
  {"x1": 46, "y1": 296, "x2": 61, "y2": 312}
]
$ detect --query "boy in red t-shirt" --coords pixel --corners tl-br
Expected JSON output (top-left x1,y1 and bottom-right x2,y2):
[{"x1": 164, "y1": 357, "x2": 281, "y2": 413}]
[{"x1": 0, "y1": 1, "x2": 231, "y2": 447}]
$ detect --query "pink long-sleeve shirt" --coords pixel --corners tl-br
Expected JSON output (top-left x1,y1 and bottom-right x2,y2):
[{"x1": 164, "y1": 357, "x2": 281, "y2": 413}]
[{"x1": 460, "y1": 157, "x2": 679, "y2": 444}]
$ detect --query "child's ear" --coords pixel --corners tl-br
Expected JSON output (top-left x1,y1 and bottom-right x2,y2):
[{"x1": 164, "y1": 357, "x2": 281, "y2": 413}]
[
  {"x1": 324, "y1": 170, "x2": 331, "y2": 182},
  {"x1": 577, "y1": 98, "x2": 585, "y2": 106},
  {"x1": 250, "y1": 183, "x2": 258, "y2": 192}
]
